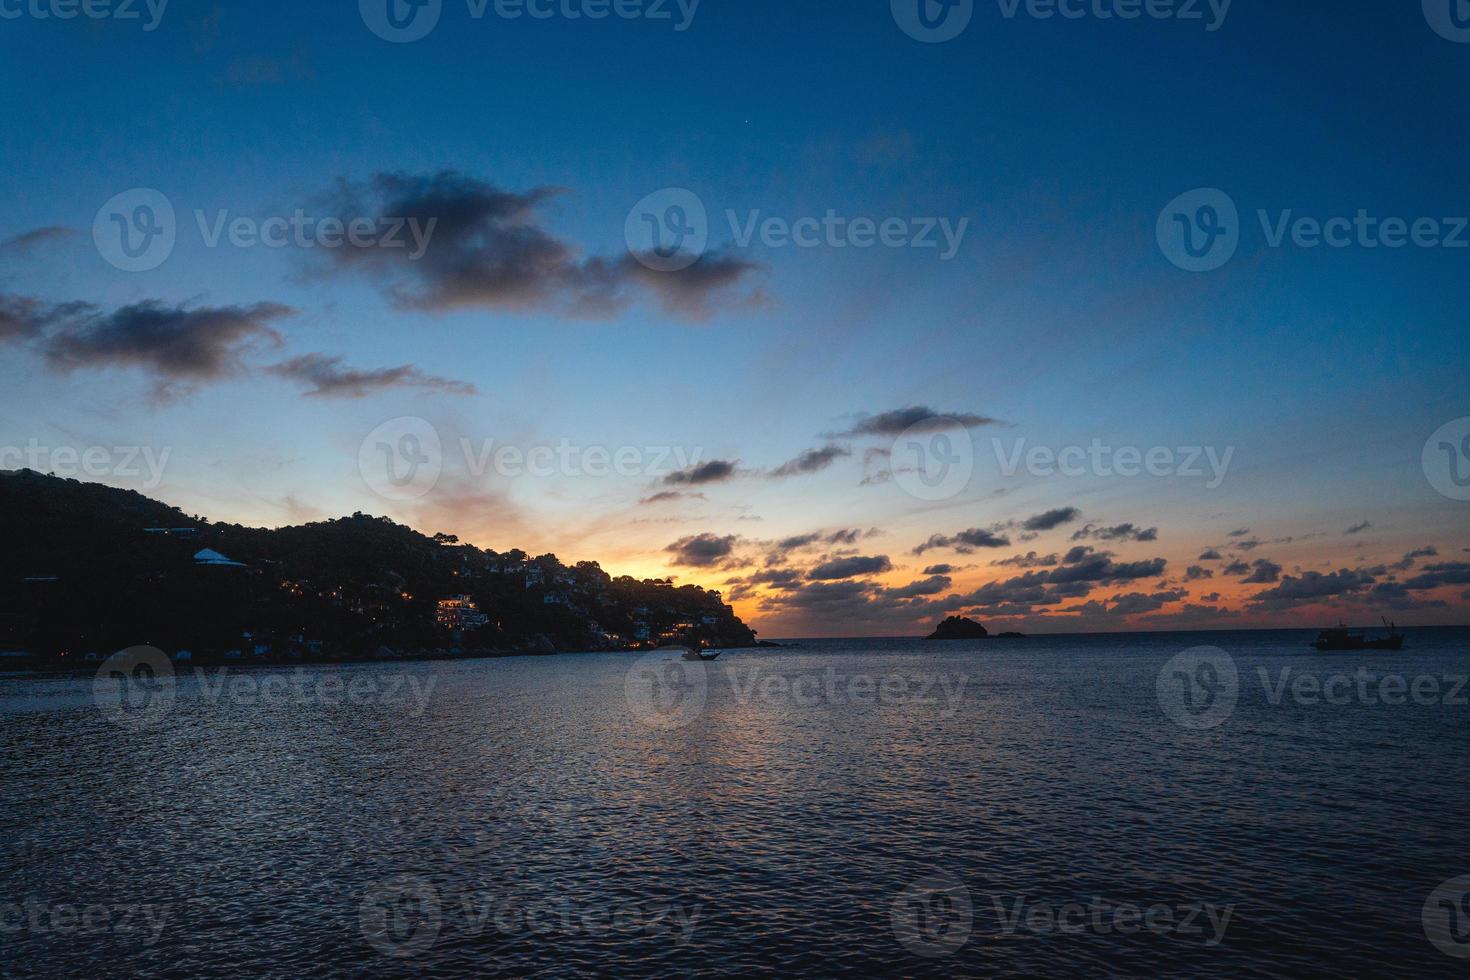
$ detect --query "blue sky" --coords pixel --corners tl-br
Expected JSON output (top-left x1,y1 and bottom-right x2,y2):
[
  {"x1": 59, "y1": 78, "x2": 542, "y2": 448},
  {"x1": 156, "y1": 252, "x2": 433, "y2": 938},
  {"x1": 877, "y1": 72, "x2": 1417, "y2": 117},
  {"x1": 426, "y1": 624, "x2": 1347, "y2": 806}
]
[{"x1": 1, "y1": 0, "x2": 1467, "y2": 635}]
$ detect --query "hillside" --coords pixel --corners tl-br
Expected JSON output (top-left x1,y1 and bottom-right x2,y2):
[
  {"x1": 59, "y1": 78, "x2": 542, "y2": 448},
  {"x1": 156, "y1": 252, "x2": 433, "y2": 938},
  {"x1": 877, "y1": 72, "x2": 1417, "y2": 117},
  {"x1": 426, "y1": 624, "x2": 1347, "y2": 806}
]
[{"x1": 0, "y1": 469, "x2": 756, "y2": 664}]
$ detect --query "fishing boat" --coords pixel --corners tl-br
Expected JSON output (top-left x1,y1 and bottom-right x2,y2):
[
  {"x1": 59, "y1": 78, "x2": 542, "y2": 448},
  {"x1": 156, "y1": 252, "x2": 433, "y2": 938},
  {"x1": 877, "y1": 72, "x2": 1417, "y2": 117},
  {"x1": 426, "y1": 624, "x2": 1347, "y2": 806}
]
[
  {"x1": 1312, "y1": 619, "x2": 1405, "y2": 652},
  {"x1": 681, "y1": 647, "x2": 721, "y2": 662}
]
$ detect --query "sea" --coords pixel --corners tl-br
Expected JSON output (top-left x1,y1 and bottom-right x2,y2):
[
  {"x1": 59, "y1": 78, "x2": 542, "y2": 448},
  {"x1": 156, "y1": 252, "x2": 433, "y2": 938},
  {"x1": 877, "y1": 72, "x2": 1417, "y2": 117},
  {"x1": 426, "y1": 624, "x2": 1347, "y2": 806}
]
[{"x1": 1, "y1": 627, "x2": 1468, "y2": 977}]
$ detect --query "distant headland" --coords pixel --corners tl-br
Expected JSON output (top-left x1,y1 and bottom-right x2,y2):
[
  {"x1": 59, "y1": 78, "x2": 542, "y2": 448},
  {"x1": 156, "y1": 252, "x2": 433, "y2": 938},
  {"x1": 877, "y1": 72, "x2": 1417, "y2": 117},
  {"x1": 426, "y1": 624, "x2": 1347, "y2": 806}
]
[{"x1": 0, "y1": 470, "x2": 758, "y2": 670}]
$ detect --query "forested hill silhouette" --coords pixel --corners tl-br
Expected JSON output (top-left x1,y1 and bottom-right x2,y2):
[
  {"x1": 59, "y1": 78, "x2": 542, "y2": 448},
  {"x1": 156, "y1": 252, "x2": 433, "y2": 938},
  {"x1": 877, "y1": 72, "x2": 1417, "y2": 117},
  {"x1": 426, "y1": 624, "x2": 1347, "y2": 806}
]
[{"x1": 0, "y1": 469, "x2": 756, "y2": 665}]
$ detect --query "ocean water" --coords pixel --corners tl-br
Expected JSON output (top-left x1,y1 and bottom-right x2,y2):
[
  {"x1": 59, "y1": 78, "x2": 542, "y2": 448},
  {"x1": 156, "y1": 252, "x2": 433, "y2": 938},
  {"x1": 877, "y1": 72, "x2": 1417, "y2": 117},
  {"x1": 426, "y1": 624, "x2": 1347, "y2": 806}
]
[{"x1": 1, "y1": 627, "x2": 1468, "y2": 977}]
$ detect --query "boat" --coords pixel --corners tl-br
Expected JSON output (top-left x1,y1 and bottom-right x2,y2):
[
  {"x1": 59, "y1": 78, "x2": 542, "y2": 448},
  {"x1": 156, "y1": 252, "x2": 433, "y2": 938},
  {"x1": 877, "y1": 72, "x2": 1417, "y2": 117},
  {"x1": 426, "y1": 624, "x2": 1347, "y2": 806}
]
[
  {"x1": 680, "y1": 647, "x2": 721, "y2": 662},
  {"x1": 1312, "y1": 619, "x2": 1405, "y2": 652}
]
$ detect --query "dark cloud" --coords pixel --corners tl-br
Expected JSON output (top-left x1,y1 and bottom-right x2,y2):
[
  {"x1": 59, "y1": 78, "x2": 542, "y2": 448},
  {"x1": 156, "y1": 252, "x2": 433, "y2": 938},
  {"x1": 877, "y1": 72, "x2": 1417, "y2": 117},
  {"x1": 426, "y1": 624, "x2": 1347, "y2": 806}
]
[
  {"x1": 1022, "y1": 507, "x2": 1081, "y2": 532},
  {"x1": 1249, "y1": 568, "x2": 1377, "y2": 609},
  {"x1": 992, "y1": 551, "x2": 1060, "y2": 568},
  {"x1": 914, "y1": 527, "x2": 1012, "y2": 555},
  {"x1": 1222, "y1": 560, "x2": 1251, "y2": 576},
  {"x1": 317, "y1": 171, "x2": 762, "y2": 321},
  {"x1": 269, "y1": 353, "x2": 475, "y2": 398},
  {"x1": 808, "y1": 555, "x2": 893, "y2": 581},
  {"x1": 770, "y1": 444, "x2": 851, "y2": 478},
  {"x1": 1402, "y1": 562, "x2": 1470, "y2": 591},
  {"x1": 1233, "y1": 538, "x2": 1265, "y2": 552},
  {"x1": 828, "y1": 406, "x2": 1001, "y2": 438},
  {"x1": 882, "y1": 575, "x2": 952, "y2": 599},
  {"x1": 1185, "y1": 565, "x2": 1214, "y2": 581},
  {"x1": 0, "y1": 226, "x2": 74, "y2": 254},
  {"x1": 1344, "y1": 521, "x2": 1373, "y2": 535},
  {"x1": 1228, "y1": 528, "x2": 1251, "y2": 537},
  {"x1": 1242, "y1": 559, "x2": 1282, "y2": 584},
  {"x1": 921, "y1": 564, "x2": 956, "y2": 575},
  {"x1": 42, "y1": 301, "x2": 293, "y2": 380},
  {"x1": 1106, "y1": 590, "x2": 1186, "y2": 616},
  {"x1": 665, "y1": 533, "x2": 739, "y2": 567},
  {"x1": 663, "y1": 459, "x2": 740, "y2": 487},
  {"x1": 1070, "y1": 522, "x2": 1158, "y2": 543},
  {"x1": 0, "y1": 294, "x2": 82, "y2": 342},
  {"x1": 639, "y1": 490, "x2": 705, "y2": 506},
  {"x1": 1198, "y1": 549, "x2": 1223, "y2": 561},
  {"x1": 1393, "y1": 546, "x2": 1438, "y2": 571}
]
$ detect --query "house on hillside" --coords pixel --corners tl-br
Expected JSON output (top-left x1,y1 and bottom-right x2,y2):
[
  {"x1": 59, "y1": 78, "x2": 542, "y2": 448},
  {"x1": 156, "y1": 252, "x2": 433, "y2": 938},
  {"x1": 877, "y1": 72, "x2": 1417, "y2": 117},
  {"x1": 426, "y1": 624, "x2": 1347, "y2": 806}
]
[{"x1": 194, "y1": 548, "x2": 245, "y2": 568}]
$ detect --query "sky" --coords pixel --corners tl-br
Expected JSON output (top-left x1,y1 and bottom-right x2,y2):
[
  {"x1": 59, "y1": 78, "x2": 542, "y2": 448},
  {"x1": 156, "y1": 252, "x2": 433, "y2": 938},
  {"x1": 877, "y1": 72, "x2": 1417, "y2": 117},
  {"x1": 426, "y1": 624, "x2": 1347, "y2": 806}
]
[{"x1": 1, "y1": 0, "x2": 1467, "y2": 637}]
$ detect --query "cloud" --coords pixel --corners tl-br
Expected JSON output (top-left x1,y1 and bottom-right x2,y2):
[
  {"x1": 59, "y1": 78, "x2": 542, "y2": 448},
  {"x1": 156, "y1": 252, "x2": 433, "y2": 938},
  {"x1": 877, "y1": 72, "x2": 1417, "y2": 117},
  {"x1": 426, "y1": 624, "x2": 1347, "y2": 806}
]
[
  {"x1": 1185, "y1": 565, "x2": 1214, "y2": 581},
  {"x1": 663, "y1": 459, "x2": 740, "y2": 487},
  {"x1": 1106, "y1": 590, "x2": 1186, "y2": 616},
  {"x1": 808, "y1": 555, "x2": 893, "y2": 581},
  {"x1": 1070, "y1": 522, "x2": 1158, "y2": 543},
  {"x1": 992, "y1": 551, "x2": 1060, "y2": 568},
  {"x1": 828, "y1": 406, "x2": 1001, "y2": 438},
  {"x1": 0, "y1": 226, "x2": 73, "y2": 254},
  {"x1": 881, "y1": 575, "x2": 952, "y2": 599},
  {"x1": 913, "y1": 527, "x2": 1012, "y2": 555},
  {"x1": 1401, "y1": 562, "x2": 1470, "y2": 591},
  {"x1": 1022, "y1": 507, "x2": 1081, "y2": 532},
  {"x1": 921, "y1": 564, "x2": 956, "y2": 575},
  {"x1": 665, "y1": 533, "x2": 739, "y2": 567},
  {"x1": 316, "y1": 171, "x2": 762, "y2": 321},
  {"x1": 0, "y1": 294, "x2": 82, "y2": 342},
  {"x1": 1222, "y1": 560, "x2": 1251, "y2": 576},
  {"x1": 1344, "y1": 521, "x2": 1373, "y2": 535},
  {"x1": 639, "y1": 490, "x2": 705, "y2": 506},
  {"x1": 1249, "y1": 568, "x2": 1377, "y2": 609},
  {"x1": 1198, "y1": 549, "x2": 1223, "y2": 561},
  {"x1": 42, "y1": 300, "x2": 293, "y2": 380},
  {"x1": 1228, "y1": 528, "x2": 1251, "y2": 537},
  {"x1": 269, "y1": 353, "x2": 475, "y2": 398},
  {"x1": 1242, "y1": 559, "x2": 1282, "y2": 584},
  {"x1": 770, "y1": 444, "x2": 851, "y2": 478},
  {"x1": 1393, "y1": 546, "x2": 1438, "y2": 571}
]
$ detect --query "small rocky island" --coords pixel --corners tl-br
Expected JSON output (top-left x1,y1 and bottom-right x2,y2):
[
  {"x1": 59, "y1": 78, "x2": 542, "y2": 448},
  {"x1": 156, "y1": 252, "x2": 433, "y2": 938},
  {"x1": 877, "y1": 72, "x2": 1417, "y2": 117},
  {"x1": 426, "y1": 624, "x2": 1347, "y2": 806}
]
[{"x1": 925, "y1": 616, "x2": 990, "y2": 640}]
